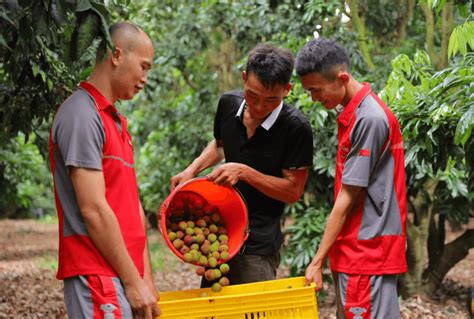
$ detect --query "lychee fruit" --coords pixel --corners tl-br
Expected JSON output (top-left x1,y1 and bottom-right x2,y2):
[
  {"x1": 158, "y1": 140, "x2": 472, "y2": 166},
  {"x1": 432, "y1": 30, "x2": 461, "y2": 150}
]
[
  {"x1": 178, "y1": 221, "x2": 187, "y2": 231},
  {"x1": 211, "y1": 282, "x2": 222, "y2": 292},
  {"x1": 219, "y1": 263, "x2": 230, "y2": 274},
  {"x1": 219, "y1": 277, "x2": 229, "y2": 287},
  {"x1": 196, "y1": 266, "x2": 205, "y2": 276},
  {"x1": 172, "y1": 239, "x2": 184, "y2": 249}
]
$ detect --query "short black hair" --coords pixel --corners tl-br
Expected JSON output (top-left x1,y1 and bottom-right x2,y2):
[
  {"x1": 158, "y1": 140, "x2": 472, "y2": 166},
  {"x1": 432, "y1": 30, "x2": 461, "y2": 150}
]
[
  {"x1": 295, "y1": 38, "x2": 351, "y2": 79},
  {"x1": 245, "y1": 43, "x2": 294, "y2": 88}
]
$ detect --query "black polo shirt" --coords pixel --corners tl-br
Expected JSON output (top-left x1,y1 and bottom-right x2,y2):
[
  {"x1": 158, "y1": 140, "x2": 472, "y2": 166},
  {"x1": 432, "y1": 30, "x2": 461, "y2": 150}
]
[{"x1": 213, "y1": 91, "x2": 313, "y2": 254}]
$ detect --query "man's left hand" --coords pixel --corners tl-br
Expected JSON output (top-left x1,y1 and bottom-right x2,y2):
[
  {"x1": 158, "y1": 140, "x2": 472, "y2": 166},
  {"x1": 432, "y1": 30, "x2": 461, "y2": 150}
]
[{"x1": 207, "y1": 163, "x2": 246, "y2": 186}]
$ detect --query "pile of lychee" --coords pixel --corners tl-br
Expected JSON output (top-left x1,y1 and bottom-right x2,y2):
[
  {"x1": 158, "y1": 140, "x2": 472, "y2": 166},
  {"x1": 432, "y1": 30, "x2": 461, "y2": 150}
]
[{"x1": 165, "y1": 191, "x2": 231, "y2": 292}]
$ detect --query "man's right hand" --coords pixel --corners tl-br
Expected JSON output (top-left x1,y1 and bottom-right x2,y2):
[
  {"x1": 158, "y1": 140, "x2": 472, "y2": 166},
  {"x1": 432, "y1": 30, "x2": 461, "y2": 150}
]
[
  {"x1": 305, "y1": 260, "x2": 324, "y2": 292},
  {"x1": 170, "y1": 170, "x2": 195, "y2": 191},
  {"x1": 124, "y1": 278, "x2": 159, "y2": 319}
]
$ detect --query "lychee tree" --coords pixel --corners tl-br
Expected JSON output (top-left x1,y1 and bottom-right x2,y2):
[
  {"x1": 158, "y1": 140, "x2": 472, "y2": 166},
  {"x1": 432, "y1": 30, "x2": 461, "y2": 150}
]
[
  {"x1": 379, "y1": 50, "x2": 473, "y2": 297},
  {"x1": 0, "y1": 0, "x2": 114, "y2": 217}
]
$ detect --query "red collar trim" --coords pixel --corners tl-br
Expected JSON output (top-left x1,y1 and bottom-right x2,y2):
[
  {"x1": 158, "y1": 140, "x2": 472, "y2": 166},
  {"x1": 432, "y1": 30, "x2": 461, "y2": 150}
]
[
  {"x1": 338, "y1": 83, "x2": 372, "y2": 126},
  {"x1": 79, "y1": 82, "x2": 113, "y2": 111}
]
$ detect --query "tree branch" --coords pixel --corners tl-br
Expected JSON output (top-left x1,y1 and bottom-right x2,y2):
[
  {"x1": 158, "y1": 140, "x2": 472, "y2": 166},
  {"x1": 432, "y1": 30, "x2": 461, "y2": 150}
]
[
  {"x1": 423, "y1": 228, "x2": 474, "y2": 295},
  {"x1": 396, "y1": 0, "x2": 415, "y2": 47},
  {"x1": 420, "y1": 2, "x2": 438, "y2": 67},
  {"x1": 346, "y1": 0, "x2": 375, "y2": 70},
  {"x1": 438, "y1": 0, "x2": 454, "y2": 69},
  {"x1": 177, "y1": 67, "x2": 198, "y2": 91},
  {"x1": 427, "y1": 213, "x2": 445, "y2": 266}
]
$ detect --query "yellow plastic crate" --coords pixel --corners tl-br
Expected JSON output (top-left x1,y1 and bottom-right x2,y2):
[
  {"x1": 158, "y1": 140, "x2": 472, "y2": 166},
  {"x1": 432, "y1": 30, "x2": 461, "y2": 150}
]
[{"x1": 158, "y1": 276, "x2": 318, "y2": 319}]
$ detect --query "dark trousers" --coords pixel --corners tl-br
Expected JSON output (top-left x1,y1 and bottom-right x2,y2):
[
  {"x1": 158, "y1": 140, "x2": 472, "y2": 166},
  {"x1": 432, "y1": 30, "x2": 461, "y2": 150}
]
[{"x1": 201, "y1": 252, "x2": 280, "y2": 287}]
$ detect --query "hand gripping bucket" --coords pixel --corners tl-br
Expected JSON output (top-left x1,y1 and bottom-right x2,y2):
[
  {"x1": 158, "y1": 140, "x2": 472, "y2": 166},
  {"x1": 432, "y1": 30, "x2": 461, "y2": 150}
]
[{"x1": 159, "y1": 177, "x2": 249, "y2": 264}]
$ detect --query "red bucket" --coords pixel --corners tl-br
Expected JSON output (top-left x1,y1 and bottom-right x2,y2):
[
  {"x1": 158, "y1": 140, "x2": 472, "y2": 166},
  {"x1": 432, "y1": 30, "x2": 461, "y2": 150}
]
[{"x1": 159, "y1": 177, "x2": 248, "y2": 265}]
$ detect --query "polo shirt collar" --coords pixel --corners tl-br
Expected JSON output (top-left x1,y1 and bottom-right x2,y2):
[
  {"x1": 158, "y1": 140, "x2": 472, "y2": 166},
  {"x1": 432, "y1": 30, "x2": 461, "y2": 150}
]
[
  {"x1": 337, "y1": 83, "x2": 372, "y2": 126},
  {"x1": 235, "y1": 99, "x2": 283, "y2": 131},
  {"x1": 79, "y1": 82, "x2": 114, "y2": 111}
]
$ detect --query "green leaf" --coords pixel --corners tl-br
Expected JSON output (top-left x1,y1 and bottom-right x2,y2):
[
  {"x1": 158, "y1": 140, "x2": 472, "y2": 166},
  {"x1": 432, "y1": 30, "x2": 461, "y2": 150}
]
[
  {"x1": 31, "y1": 0, "x2": 48, "y2": 36},
  {"x1": 0, "y1": 8, "x2": 16, "y2": 26},
  {"x1": 90, "y1": 1, "x2": 110, "y2": 24},
  {"x1": 458, "y1": 24, "x2": 468, "y2": 56},
  {"x1": 454, "y1": 105, "x2": 474, "y2": 145},
  {"x1": 68, "y1": 11, "x2": 101, "y2": 63},
  {"x1": 89, "y1": 5, "x2": 113, "y2": 52},
  {"x1": 434, "y1": 0, "x2": 446, "y2": 14},
  {"x1": 31, "y1": 62, "x2": 40, "y2": 77},
  {"x1": 0, "y1": 34, "x2": 13, "y2": 51},
  {"x1": 457, "y1": 2, "x2": 469, "y2": 18},
  {"x1": 76, "y1": 0, "x2": 92, "y2": 12},
  {"x1": 404, "y1": 145, "x2": 420, "y2": 165},
  {"x1": 449, "y1": 22, "x2": 474, "y2": 58},
  {"x1": 448, "y1": 28, "x2": 459, "y2": 58},
  {"x1": 49, "y1": 0, "x2": 67, "y2": 27}
]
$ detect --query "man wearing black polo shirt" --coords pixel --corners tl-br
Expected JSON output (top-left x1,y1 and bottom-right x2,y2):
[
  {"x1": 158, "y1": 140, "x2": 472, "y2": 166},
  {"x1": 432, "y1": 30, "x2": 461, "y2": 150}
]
[{"x1": 171, "y1": 43, "x2": 313, "y2": 285}]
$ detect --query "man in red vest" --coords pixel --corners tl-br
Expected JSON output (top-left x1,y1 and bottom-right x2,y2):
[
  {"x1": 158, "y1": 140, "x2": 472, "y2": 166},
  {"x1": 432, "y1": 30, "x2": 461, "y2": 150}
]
[
  {"x1": 49, "y1": 22, "x2": 159, "y2": 318},
  {"x1": 296, "y1": 38, "x2": 407, "y2": 318}
]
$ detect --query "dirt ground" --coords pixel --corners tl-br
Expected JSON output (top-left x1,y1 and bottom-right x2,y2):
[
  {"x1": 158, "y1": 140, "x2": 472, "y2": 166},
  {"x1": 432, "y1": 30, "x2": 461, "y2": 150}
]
[{"x1": 0, "y1": 219, "x2": 472, "y2": 318}]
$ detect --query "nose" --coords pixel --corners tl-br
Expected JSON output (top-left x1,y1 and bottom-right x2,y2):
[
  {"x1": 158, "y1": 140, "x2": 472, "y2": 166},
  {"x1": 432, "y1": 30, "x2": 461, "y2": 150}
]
[
  {"x1": 248, "y1": 98, "x2": 262, "y2": 110},
  {"x1": 311, "y1": 92, "x2": 321, "y2": 102},
  {"x1": 140, "y1": 70, "x2": 149, "y2": 85}
]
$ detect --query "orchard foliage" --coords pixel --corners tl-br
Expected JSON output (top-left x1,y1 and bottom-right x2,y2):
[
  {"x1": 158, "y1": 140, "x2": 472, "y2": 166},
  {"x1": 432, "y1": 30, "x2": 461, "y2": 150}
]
[
  {"x1": 381, "y1": 51, "x2": 473, "y2": 215},
  {"x1": 0, "y1": 133, "x2": 54, "y2": 217},
  {"x1": 0, "y1": 0, "x2": 114, "y2": 143}
]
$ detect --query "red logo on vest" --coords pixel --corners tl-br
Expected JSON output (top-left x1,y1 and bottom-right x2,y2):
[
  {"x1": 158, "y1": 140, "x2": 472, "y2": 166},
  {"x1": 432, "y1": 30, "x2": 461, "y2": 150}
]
[{"x1": 359, "y1": 149, "x2": 370, "y2": 157}]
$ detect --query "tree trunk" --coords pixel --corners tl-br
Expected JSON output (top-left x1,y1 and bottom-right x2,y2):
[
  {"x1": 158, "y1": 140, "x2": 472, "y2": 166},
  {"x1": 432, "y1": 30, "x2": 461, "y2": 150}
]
[
  {"x1": 396, "y1": 0, "x2": 416, "y2": 47},
  {"x1": 401, "y1": 217, "x2": 427, "y2": 297},
  {"x1": 438, "y1": 0, "x2": 454, "y2": 69},
  {"x1": 422, "y1": 229, "x2": 474, "y2": 295},
  {"x1": 400, "y1": 179, "x2": 437, "y2": 297},
  {"x1": 207, "y1": 36, "x2": 238, "y2": 93},
  {"x1": 428, "y1": 213, "x2": 445, "y2": 263},
  {"x1": 401, "y1": 178, "x2": 473, "y2": 297},
  {"x1": 347, "y1": 0, "x2": 375, "y2": 71},
  {"x1": 420, "y1": 2, "x2": 438, "y2": 67}
]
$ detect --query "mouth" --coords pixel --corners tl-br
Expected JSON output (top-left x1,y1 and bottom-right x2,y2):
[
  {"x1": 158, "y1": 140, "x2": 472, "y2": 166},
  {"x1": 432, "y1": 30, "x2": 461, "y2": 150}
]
[{"x1": 320, "y1": 100, "x2": 329, "y2": 107}]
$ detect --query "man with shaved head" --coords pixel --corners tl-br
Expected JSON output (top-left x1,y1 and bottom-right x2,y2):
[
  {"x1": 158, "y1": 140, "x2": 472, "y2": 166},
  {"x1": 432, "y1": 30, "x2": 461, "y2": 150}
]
[{"x1": 49, "y1": 22, "x2": 159, "y2": 318}]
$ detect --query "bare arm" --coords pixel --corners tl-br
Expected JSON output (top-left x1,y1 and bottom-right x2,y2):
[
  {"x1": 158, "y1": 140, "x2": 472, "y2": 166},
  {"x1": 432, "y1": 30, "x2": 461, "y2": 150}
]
[
  {"x1": 170, "y1": 139, "x2": 225, "y2": 190},
  {"x1": 207, "y1": 163, "x2": 308, "y2": 204},
  {"x1": 305, "y1": 184, "x2": 362, "y2": 290},
  {"x1": 70, "y1": 167, "x2": 157, "y2": 318},
  {"x1": 139, "y1": 203, "x2": 160, "y2": 317}
]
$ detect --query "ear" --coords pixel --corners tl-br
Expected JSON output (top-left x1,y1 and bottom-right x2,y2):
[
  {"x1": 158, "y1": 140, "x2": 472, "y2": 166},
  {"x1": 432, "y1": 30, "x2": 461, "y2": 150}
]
[
  {"x1": 111, "y1": 47, "x2": 123, "y2": 66},
  {"x1": 284, "y1": 83, "x2": 293, "y2": 96},
  {"x1": 242, "y1": 71, "x2": 247, "y2": 82},
  {"x1": 338, "y1": 71, "x2": 350, "y2": 84}
]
